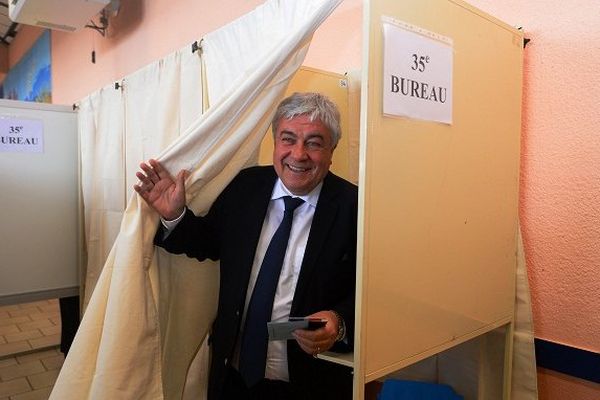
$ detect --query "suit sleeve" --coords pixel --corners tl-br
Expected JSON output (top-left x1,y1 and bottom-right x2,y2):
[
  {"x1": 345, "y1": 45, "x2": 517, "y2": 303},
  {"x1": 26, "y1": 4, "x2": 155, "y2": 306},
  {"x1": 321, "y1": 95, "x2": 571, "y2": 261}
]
[
  {"x1": 152, "y1": 176, "x2": 234, "y2": 262},
  {"x1": 331, "y1": 233, "x2": 356, "y2": 352},
  {"x1": 330, "y1": 182, "x2": 358, "y2": 352},
  {"x1": 153, "y1": 207, "x2": 221, "y2": 261},
  {"x1": 152, "y1": 167, "x2": 266, "y2": 262}
]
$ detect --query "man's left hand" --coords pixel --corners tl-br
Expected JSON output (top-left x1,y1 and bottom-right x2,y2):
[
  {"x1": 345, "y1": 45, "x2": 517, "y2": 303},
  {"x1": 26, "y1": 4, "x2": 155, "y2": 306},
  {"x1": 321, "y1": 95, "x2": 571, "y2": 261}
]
[{"x1": 292, "y1": 310, "x2": 339, "y2": 356}]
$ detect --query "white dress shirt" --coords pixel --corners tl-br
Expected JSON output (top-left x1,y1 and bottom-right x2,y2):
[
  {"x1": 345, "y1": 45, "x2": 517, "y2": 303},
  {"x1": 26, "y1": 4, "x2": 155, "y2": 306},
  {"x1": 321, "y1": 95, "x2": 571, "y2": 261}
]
[{"x1": 162, "y1": 178, "x2": 322, "y2": 382}]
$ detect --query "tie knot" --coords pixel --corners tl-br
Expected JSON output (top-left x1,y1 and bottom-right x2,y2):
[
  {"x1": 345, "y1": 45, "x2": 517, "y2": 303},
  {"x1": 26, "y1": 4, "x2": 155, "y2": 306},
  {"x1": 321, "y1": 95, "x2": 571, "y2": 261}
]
[{"x1": 283, "y1": 196, "x2": 304, "y2": 213}]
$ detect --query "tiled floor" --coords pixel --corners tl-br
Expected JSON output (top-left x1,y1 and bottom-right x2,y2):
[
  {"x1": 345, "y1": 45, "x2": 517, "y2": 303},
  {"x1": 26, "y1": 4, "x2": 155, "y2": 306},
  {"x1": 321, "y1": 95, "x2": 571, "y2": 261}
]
[{"x1": 0, "y1": 300, "x2": 63, "y2": 400}]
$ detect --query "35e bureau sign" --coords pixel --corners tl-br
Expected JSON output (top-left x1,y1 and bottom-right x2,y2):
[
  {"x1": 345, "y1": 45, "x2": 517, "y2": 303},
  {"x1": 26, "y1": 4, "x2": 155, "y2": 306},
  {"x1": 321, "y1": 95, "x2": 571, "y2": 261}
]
[
  {"x1": 0, "y1": 117, "x2": 44, "y2": 153},
  {"x1": 382, "y1": 16, "x2": 453, "y2": 124}
]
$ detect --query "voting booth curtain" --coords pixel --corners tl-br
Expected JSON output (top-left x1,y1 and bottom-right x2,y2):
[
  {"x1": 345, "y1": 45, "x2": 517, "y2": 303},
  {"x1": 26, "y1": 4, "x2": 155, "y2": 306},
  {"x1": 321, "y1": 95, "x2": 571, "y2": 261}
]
[
  {"x1": 78, "y1": 49, "x2": 205, "y2": 313},
  {"x1": 50, "y1": 1, "x2": 342, "y2": 399}
]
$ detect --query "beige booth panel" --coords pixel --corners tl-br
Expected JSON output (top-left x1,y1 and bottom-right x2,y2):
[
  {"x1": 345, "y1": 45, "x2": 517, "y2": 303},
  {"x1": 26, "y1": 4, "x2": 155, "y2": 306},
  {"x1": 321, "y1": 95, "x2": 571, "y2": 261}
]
[
  {"x1": 356, "y1": 0, "x2": 523, "y2": 386},
  {"x1": 258, "y1": 67, "x2": 355, "y2": 183}
]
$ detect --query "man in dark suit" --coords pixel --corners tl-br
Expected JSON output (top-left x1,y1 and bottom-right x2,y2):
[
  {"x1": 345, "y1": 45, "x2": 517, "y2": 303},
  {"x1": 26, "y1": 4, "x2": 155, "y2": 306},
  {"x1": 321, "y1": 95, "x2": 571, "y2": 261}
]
[{"x1": 134, "y1": 92, "x2": 357, "y2": 400}]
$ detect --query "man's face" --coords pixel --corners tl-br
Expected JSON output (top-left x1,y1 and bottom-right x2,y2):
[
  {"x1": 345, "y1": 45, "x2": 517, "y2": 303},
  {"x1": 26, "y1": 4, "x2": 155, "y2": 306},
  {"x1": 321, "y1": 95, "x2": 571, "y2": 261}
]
[{"x1": 273, "y1": 114, "x2": 335, "y2": 195}]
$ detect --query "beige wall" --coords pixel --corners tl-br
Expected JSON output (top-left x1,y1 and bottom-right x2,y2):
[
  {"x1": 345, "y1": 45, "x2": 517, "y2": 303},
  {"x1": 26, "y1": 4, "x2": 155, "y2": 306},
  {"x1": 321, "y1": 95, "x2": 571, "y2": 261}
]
[{"x1": 5, "y1": 0, "x2": 599, "y2": 398}]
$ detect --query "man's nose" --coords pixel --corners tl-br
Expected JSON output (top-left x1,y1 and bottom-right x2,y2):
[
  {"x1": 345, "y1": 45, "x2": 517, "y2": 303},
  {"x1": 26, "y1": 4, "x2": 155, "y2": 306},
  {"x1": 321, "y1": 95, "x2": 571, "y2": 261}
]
[{"x1": 290, "y1": 143, "x2": 308, "y2": 159}]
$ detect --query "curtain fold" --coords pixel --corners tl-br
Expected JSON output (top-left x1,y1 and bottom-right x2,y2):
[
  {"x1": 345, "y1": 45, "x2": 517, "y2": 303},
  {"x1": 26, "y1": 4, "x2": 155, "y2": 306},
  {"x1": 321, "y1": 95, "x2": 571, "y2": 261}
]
[
  {"x1": 78, "y1": 87, "x2": 125, "y2": 310},
  {"x1": 511, "y1": 227, "x2": 539, "y2": 399},
  {"x1": 50, "y1": 1, "x2": 341, "y2": 399}
]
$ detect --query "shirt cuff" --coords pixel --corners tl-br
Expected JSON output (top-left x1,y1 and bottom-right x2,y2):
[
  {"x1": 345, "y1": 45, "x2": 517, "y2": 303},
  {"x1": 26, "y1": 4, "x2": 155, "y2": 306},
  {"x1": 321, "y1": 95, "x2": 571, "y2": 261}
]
[{"x1": 161, "y1": 208, "x2": 186, "y2": 232}]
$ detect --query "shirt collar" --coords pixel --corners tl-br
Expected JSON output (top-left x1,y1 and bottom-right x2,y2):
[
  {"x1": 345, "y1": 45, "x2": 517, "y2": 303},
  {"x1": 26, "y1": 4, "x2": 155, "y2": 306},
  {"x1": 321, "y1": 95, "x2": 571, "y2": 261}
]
[{"x1": 271, "y1": 178, "x2": 323, "y2": 208}]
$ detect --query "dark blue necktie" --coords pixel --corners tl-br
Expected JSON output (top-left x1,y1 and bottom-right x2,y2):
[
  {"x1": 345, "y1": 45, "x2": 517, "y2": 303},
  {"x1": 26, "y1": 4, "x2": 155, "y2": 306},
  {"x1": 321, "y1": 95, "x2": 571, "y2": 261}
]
[{"x1": 239, "y1": 195, "x2": 304, "y2": 387}]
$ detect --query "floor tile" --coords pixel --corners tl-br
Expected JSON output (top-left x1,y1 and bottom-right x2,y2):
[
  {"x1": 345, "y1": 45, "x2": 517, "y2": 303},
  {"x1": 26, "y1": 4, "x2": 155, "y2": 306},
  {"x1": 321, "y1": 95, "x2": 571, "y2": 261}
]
[
  {"x1": 0, "y1": 358, "x2": 17, "y2": 369},
  {"x1": 7, "y1": 309, "x2": 42, "y2": 319},
  {"x1": 28, "y1": 313, "x2": 59, "y2": 322},
  {"x1": 0, "y1": 325, "x2": 20, "y2": 336},
  {"x1": 16, "y1": 350, "x2": 60, "y2": 364},
  {"x1": 4, "y1": 331, "x2": 43, "y2": 344},
  {"x1": 17, "y1": 320, "x2": 54, "y2": 333},
  {"x1": 0, "y1": 378, "x2": 31, "y2": 398},
  {"x1": 0, "y1": 341, "x2": 31, "y2": 358},
  {"x1": 28, "y1": 335, "x2": 60, "y2": 350},
  {"x1": 0, "y1": 360, "x2": 45, "y2": 381},
  {"x1": 27, "y1": 369, "x2": 60, "y2": 390},
  {"x1": 10, "y1": 387, "x2": 52, "y2": 400},
  {"x1": 0, "y1": 317, "x2": 32, "y2": 329},
  {"x1": 39, "y1": 326, "x2": 60, "y2": 337},
  {"x1": 38, "y1": 304, "x2": 58, "y2": 314},
  {"x1": 16, "y1": 302, "x2": 44, "y2": 310},
  {"x1": 0, "y1": 300, "x2": 62, "y2": 399},
  {"x1": 40, "y1": 355, "x2": 64, "y2": 371}
]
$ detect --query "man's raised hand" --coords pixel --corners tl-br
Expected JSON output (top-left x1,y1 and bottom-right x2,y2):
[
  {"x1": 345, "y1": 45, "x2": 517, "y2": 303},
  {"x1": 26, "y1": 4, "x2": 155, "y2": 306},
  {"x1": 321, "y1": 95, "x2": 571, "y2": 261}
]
[{"x1": 133, "y1": 159, "x2": 188, "y2": 220}]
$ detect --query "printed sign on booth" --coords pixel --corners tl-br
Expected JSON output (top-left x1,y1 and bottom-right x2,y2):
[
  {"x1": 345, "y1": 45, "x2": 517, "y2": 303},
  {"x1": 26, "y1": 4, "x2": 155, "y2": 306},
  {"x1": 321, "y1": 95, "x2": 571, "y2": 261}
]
[
  {"x1": 382, "y1": 16, "x2": 453, "y2": 124},
  {"x1": 0, "y1": 117, "x2": 44, "y2": 153}
]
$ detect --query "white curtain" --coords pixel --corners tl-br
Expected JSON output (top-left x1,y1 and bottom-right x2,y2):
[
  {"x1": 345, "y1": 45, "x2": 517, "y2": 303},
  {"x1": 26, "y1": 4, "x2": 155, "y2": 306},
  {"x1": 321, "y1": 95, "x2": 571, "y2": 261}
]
[
  {"x1": 79, "y1": 48, "x2": 204, "y2": 311},
  {"x1": 78, "y1": 87, "x2": 125, "y2": 310},
  {"x1": 50, "y1": 1, "x2": 341, "y2": 399}
]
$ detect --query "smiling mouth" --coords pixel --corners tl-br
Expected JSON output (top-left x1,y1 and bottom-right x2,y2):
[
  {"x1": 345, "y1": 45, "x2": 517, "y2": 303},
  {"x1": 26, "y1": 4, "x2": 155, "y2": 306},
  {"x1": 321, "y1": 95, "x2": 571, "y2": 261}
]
[{"x1": 286, "y1": 164, "x2": 312, "y2": 173}]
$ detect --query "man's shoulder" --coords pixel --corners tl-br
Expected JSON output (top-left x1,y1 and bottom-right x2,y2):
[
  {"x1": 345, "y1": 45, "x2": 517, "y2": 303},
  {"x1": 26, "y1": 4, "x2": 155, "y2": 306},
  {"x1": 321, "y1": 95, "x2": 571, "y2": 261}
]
[
  {"x1": 237, "y1": 165, "x2": 276, "y2": 180},
  {"x1": 323, "y1": 172, "x2": 358, "y2": 197},
  {"x1": 224, "y1": 165, "x2": 276, "y2": 193}
]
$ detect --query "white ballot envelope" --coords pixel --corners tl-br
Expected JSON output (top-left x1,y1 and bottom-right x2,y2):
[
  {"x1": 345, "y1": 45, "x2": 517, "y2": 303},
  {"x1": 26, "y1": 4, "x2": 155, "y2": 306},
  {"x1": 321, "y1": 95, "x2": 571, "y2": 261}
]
[{"x1": 267, "y1": 317, "x2": 327, "y2": 341}]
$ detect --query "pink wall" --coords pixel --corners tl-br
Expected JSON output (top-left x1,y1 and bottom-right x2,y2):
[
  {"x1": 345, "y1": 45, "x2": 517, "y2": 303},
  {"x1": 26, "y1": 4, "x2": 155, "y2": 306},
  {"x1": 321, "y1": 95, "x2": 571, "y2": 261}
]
[
  {"x1": 467, "y1": 1, "x2": 600, "y2": 398},
  {"x1": 468, "y1": 0, "x2": 600, "y2": 352},
  {"x1": 7, "y1": 0, "x2": 362, "y2": 105},
  {"x1": 538, "y1": 369, "x2": 600, "y2": 400},
  {"x1": 6, "y1": 0, "x2": 598, "y2": 398},
  {"x1": 7, "y1": 26, "x2": 43, "y2": 68},
  {"x1": 51, "y1": 0, "x2": 265, "y2": 104}
]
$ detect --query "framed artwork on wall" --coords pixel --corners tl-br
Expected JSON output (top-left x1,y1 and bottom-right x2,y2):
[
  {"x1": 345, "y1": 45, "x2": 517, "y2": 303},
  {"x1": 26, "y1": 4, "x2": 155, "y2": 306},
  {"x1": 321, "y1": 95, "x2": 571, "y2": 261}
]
[{"x1": 0, "y1": 30, "x2": 51, "y2": 103}]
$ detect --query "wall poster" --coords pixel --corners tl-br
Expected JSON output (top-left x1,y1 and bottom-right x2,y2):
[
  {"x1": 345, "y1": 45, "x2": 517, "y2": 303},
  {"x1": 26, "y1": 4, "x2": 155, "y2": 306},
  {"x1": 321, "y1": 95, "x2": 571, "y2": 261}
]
[{"x1": 0, "y1": 30, "x2": 51, "y2": 103}]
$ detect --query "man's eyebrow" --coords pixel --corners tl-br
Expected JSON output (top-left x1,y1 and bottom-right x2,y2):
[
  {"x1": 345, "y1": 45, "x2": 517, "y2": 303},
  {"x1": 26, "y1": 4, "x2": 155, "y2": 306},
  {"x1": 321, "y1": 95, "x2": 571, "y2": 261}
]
[
  {"x1": 279, "y1": 131, "x2": 326, "y2": 141},
  {"x1": 305, "y1": 133, "x2": 325, "y2": 140}
]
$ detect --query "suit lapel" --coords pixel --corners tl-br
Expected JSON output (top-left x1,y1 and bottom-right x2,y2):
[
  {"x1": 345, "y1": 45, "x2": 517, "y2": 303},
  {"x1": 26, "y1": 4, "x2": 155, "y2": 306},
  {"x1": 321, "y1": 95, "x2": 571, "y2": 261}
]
[
  {"x1": 236, "y1": 168, "x2": 277, "y2": 294},
  {"x1": 291, "y1": 173, "x2": 339, "y2": 314}
]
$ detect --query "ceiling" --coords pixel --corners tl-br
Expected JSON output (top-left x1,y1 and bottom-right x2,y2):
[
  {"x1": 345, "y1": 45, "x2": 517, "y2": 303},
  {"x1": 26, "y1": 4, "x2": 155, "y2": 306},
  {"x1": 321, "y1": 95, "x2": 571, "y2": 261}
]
[{"x1": 0, "y1": 2, "x2": 20, "y2": 45}]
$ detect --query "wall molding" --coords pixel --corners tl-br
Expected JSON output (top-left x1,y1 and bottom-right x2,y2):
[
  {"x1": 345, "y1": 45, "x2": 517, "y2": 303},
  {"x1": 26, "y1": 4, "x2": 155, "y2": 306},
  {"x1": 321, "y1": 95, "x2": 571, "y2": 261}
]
[{"x1": 535, "y1": 338, "x2": 600, "y2": 384}]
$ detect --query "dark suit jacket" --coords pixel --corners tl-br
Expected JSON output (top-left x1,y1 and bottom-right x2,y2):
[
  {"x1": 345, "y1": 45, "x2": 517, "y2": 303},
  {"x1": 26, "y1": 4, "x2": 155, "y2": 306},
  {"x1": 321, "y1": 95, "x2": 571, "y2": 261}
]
[{"x1": 154, "y1": 166, "x2": 357, "y2": 400}]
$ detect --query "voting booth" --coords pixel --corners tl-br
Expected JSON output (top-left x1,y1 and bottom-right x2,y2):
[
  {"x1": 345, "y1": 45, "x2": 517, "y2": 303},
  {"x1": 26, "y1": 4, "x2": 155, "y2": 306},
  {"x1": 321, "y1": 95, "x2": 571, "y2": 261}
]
[
  {"x1": 263, "y1": 1, "x2": 523, "y2": 393},
  {"x1": 313, "y1": 0, "x2": 523, "y2": 399},
  {"x1": 0, "y1": 100, "x2": 80, "y2": 306}
]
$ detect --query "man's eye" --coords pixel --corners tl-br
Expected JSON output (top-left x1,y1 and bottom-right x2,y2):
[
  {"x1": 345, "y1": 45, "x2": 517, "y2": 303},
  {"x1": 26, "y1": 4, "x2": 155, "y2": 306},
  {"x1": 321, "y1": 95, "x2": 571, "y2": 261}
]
[
  {"x1": 281, "y1": 137, "x2": 294, "y2": 144},
  {"x1": 306, "y1": 141, "x2": 323, "y2": 149}
]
